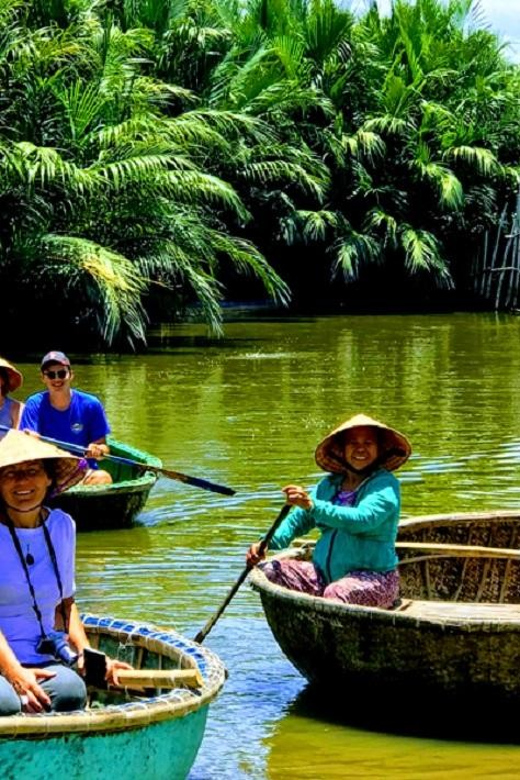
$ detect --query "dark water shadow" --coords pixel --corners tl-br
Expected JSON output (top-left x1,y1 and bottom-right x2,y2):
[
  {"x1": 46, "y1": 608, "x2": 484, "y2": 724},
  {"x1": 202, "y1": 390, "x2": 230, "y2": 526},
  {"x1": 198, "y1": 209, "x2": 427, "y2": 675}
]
[{"x1": 287, "y1": 681, "x2": 520, "y2": 745}]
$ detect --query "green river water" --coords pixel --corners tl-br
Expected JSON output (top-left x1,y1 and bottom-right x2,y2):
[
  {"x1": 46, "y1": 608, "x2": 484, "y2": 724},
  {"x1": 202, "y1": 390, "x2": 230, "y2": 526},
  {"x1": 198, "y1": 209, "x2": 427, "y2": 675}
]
[{"x1": 13, "y1": 313, "x2": 520, "y2": 779}]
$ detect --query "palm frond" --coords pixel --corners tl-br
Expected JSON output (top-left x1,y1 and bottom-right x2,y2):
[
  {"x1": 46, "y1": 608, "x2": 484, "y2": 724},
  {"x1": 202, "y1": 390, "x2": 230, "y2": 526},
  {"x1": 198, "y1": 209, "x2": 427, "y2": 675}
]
[
  {"x1": 443, "y1": 145, "x2": 499, "y2": 176},
  {"x1": 364, "y1": 208, "x2": 398, "y2": 246},
  {"x1": 409, "y1": 152, "x2": 464, "y2": 209},
  {"x1": 210, "y1": 231, "x2": 291, "y2": 305},
  {"x1": 332, "y1": 230, "x2": 380, "y2": 281},
  {"x1": 240, "y1": 159, "x2": 327, "y2": 202},
  {"x1": 41, "y1": 234, "x2": 148, "y2": 344},
  {"x1": 399, "y1": 225, "x2": 453, "y2": 286},
  {"x1": 342, "y1": 130, "x2": 386, "y2": 163},
  {"x1": 303, "y1": 0, "x2": 353, "y2": 66},
  {"x1": 362, "y1": 115, "x2": 412, "y2": 138},
  {"x1": 295, "y1": 208, "x2": 342, "y2": 241},
  {"x1": 176, "y1": 109, "x2": 271, "y2": 144},
  {"x1": 9, "y1": 141, "x2": 100, "y2": 193},
  {"x1": 164, "y1": 170, "x2": 251, "y2": 220}
]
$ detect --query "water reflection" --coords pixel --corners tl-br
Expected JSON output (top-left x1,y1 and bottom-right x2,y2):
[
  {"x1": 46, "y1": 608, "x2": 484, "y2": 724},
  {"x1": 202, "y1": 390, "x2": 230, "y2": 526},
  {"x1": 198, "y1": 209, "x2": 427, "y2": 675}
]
[
  {"x1": 265, "y1": 685, "x2": 520, "y2": 779},
  {"x1": 10, "y1": 313, "x2": 520, "y2": 778},
  {"x1": 277, "y1": 684, "x2": 520, "y2": 743}
]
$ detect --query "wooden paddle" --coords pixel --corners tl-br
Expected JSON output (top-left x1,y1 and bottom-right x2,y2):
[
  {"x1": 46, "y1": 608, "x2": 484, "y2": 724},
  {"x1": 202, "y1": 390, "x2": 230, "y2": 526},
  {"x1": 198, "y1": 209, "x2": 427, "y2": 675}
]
[
  {"x1": 0, "y1": 425, "x2": 235, "y2": 496},
  {"x1": 115, "y1": 668, "x2": 203, "y2": 690},
  {"x1": 83, "y1": 648, "x2": 203, "y2": 689},
  {"x1": 194, "y1": 503, "x2": 292, "y2": 644}
]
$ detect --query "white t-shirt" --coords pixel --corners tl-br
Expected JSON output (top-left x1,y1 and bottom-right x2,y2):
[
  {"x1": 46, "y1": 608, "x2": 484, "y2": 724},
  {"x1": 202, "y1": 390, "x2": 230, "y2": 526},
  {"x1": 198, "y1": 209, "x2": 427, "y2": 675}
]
[{"x1": 0, "y1": 508, "x2": 76, "y2": 664}]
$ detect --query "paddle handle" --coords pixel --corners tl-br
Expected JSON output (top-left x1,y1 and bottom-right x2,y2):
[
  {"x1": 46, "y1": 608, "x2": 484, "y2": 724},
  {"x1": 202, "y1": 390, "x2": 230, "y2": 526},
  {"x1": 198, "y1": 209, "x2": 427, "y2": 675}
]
[
  {"x1": 257, "y1": 503, "x2": 292, "y2": 553},
  {"x1": 194, "y1": 503, "x2": 292, "y2": 644},
  {"x1": 0, "y1": 425, "x2": 93, "y2": 457},
  {"x1": 116, "y1": 668, "x2": 203, "y2": 690}
]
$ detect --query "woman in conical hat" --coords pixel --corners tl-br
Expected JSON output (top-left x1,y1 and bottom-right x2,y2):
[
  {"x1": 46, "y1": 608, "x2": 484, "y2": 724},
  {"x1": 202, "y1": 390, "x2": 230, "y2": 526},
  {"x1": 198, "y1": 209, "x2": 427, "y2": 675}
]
[
  {"x1": 247, "y1": 414, "x2": 411, "y2": 608},
  {"x1": 0, "y1": 430, "x2": 130, "y2": 716},
  {"x1": 0, "y1": 357, "x2": 24, "y2": 432}
]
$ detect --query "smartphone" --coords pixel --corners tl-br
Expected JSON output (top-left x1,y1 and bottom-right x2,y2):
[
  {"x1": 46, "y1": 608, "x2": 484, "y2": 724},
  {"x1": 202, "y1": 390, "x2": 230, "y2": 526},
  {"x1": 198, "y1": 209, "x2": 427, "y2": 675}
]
[{"x1": 83, "y1": 647, "x2": 108, "y2": 687}]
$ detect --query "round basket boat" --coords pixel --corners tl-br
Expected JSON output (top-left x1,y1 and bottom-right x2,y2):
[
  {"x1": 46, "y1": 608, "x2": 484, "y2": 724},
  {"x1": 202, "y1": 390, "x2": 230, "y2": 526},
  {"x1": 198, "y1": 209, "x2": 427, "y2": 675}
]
[
  {"x1": 50, "y1": 439, "x2": 160, "y2": 531},
  {"x1": 249, "y1": 510, "x2": 520, "y2": 705},
  {"x1": 0, "y1": 615, "x2": 226, "y2": 780}
]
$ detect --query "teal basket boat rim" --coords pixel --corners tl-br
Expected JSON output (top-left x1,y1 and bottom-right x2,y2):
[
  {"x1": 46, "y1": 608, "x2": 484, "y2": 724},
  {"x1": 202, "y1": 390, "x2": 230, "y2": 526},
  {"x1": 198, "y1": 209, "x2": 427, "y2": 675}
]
[{"x1": 0, "y1": 615, "x2": 226, "y2": 737}]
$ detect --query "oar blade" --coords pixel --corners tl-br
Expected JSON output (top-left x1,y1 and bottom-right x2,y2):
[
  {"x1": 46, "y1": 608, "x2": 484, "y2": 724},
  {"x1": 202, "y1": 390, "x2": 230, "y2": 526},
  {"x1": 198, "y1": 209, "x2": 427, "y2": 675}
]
[
  {"x1": 154, "y1": 466, "x2": 235, "y2": 495},
  {"x1": 181, "y1": 475, "x2": 236, "y2": 496}
]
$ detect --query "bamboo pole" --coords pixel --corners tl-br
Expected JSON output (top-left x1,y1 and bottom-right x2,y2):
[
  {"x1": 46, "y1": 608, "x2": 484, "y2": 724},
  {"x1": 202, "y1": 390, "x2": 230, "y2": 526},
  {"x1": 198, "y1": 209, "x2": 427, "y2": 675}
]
[
  {"x1": 494, "y1": 238, "x2": 513, "y2": 309},
  {"x1": 507, "y1": 188, "x2": 520, "y2": 309},
  {"x1": 485, "y1": 205, "x2": 507, "y2": 301},
  {"x1": 513, "y1": 232, "x2": 520, "y2": 309},
  {"x1": 479, "y1": 231, "x2": 489, "y2": 296}
]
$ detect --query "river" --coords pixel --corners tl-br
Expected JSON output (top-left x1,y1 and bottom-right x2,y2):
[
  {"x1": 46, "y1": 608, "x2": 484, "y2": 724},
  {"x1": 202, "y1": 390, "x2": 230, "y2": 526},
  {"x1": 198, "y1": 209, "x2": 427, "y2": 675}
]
[{"x1": 13, "y1": 313, "x2": 520, "y2": 778}]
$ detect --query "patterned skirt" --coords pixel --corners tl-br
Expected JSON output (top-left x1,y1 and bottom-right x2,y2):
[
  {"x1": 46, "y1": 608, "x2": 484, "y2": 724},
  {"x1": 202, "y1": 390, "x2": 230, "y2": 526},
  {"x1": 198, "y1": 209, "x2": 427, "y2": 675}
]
[{"x1": 261, "y1": 559, "x2": 399, "y2": 608}]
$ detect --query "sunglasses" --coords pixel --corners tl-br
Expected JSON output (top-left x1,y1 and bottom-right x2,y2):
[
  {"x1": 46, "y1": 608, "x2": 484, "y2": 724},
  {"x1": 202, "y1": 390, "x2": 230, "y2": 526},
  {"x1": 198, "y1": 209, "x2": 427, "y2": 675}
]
[{"x1": 44, "y1": 369, "x2": 69, "y2": 380}]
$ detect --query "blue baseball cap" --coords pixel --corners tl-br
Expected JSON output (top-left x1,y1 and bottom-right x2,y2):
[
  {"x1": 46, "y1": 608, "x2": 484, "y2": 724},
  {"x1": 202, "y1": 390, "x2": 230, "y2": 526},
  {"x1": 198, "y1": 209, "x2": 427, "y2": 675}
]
[{"x1": 41, "y1": 351, "x2": 71, "y2": 370}]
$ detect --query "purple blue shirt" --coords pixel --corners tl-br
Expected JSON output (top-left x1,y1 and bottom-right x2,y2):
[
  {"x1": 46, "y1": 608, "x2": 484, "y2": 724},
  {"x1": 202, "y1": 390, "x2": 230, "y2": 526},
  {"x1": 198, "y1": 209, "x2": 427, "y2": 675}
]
[
  {"x1": 20, "y1": 389, "x2": 110, "y2": 457},
  {"x1": 0, "y1": 508, "x2": 75, "y2": 664}
]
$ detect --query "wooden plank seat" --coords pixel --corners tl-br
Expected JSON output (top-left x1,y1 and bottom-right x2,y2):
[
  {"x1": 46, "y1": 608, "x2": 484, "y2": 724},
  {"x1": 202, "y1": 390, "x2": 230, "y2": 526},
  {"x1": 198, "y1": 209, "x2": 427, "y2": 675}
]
[{"x1": 394, "y1": 598, "x2": 520, "y2": 622}]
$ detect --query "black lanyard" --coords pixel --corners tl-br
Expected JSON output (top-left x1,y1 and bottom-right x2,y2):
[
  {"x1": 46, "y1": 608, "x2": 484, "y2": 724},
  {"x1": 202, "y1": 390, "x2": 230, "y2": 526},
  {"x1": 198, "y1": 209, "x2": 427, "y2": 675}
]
[{"x1": 4, "y1": 512, "x2": 68, "y2": 639}]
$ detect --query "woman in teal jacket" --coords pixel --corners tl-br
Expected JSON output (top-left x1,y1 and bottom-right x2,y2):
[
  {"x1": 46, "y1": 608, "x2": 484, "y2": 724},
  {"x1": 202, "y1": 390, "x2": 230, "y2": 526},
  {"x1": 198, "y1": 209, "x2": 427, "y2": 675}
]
[{"x1": 247, "y1": 414, "x2": 412, "y2": 607}]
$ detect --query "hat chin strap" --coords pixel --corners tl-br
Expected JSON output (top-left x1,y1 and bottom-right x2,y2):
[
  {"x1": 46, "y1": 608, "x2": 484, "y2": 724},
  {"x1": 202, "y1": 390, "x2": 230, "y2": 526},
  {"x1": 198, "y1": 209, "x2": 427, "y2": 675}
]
[
  {"x1": 4, "y1": 500, "x2": 44, "y2": 515},
  {"x1": 344, "y1": 462, "x2": 375, "y2": 476}
]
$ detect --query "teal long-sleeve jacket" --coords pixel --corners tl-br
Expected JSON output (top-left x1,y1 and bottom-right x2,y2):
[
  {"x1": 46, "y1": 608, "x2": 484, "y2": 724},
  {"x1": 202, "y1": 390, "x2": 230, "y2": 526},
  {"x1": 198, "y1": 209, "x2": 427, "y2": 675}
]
[{"x1": 269, "y1": 469, "x2": 401, "y2": 584}]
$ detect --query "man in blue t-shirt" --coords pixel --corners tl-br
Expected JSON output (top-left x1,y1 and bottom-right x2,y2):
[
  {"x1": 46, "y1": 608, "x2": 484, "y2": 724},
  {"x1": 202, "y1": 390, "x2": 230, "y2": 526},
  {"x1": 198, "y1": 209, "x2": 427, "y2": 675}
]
[{"x1": 20, "y1": 351, "x2": 112, "y2": 485}]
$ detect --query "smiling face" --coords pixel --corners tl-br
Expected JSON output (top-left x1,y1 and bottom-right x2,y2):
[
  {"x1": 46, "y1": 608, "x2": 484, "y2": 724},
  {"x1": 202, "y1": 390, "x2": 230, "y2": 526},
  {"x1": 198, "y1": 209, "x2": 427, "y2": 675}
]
[
  {"x1": 0, "y1": 459, "x2": 52, "y2": 512},
  {"x1": 343, "y1": 426, "x2": 380, "y2": 472},
  {"x1": 41, "y1": 362, "x2": 73, "y2": 395}
]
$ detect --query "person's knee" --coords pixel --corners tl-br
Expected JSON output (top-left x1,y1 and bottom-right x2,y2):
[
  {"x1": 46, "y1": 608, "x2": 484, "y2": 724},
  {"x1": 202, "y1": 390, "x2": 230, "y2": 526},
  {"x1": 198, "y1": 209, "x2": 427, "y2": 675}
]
[
  {"x1": 42, "y1": 666, "x2": 87, "y2": 712},
  {"x1": 323, "y1": 582, "x2": 348, "y2": 601},
  {"x1": 259, "y1": 561, "x2": 277, "y2": 581},
  {"x1": 82, "y1": 469, "x2": 113, "y2": 485},
  {"x1": 323, "y1": 582, "x2": 365, "y2": 602},
  {"x1": 0, "y1": 679, "x2": 22, "y2": 715},
  {"x1": 93, "y1": 470, "x2": 112, "y2": 485},
  {"x1": 260, "y1": 559, "x2": 289, "y2": 583}
]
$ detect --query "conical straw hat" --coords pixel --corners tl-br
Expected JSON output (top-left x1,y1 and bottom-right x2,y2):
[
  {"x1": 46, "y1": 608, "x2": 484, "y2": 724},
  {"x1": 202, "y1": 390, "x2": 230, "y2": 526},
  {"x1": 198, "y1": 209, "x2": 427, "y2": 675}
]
[
  {"x1": 0, "y1": 429, "x2": 86, "y2": 495},
  {"x1": 0, "y1": 357, "x2": 23, "y2": 393},
  {"x1": 315, "y1": 413, "x2": 412, "y2": 474}
]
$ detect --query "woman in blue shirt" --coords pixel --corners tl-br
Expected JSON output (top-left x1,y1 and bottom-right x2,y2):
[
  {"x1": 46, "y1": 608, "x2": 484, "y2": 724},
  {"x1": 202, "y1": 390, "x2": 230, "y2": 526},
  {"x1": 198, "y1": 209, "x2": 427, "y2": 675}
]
[
  {"x1": 0, "y1": 430, "x2": 130, "y2": 715},
  {"x1": 247, "y1": 414, "x2": 412, "y2": 608},
  {"x1": 0, "y1": 357, "x2": 24, "y2": 432}
]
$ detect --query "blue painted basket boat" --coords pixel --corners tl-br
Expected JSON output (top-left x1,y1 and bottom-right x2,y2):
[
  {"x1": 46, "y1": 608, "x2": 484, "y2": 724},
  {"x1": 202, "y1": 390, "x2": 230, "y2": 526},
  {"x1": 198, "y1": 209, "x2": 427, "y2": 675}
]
[
  {"x1": 0, "y1": 615, "x2": 226, "y2": 780},
  {"x1": 51, "y1": 439, "x2": 161, "y2": 531}
]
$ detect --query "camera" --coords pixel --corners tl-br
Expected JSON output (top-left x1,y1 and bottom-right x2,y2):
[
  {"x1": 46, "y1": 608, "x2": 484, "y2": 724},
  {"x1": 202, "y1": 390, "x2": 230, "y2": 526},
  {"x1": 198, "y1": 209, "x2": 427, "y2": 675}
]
[{"x1": 37, "y1": 630, "x2": 79, "y2": 667}]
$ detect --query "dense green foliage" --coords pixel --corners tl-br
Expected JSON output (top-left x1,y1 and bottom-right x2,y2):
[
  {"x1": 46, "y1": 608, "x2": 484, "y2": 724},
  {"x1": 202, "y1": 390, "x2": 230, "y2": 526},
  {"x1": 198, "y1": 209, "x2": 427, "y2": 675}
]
[{"x1": 0, "y1": 0, "x2": 519, "y2": 346}]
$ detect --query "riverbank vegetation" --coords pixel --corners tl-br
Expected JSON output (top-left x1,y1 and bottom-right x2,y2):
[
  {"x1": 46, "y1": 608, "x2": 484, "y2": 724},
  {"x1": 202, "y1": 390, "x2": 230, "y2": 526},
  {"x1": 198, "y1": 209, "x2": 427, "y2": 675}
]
[{"x1": 1, "y1": 0, "x2": 519, "y2": 347}]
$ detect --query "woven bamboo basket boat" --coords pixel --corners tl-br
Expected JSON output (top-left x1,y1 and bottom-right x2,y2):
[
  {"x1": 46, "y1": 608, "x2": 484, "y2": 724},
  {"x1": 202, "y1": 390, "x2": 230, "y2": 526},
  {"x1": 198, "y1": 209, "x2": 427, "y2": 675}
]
[
  {"x1": 249, "y1": 510, "x2": 520, "y2": 703},
  {"x1": 0, "y1": 615, "x2": 226, "y2": 780},
  {"x1": 51, "y1": 439, "x2": 160, "y2": 531}
]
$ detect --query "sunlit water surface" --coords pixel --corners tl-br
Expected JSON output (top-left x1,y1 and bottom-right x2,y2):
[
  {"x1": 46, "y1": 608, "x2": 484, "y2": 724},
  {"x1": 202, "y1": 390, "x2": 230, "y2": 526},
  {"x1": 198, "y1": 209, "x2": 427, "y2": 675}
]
[{"x1": 14, "y1": 313, "x2": 520, "y2": 779}]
